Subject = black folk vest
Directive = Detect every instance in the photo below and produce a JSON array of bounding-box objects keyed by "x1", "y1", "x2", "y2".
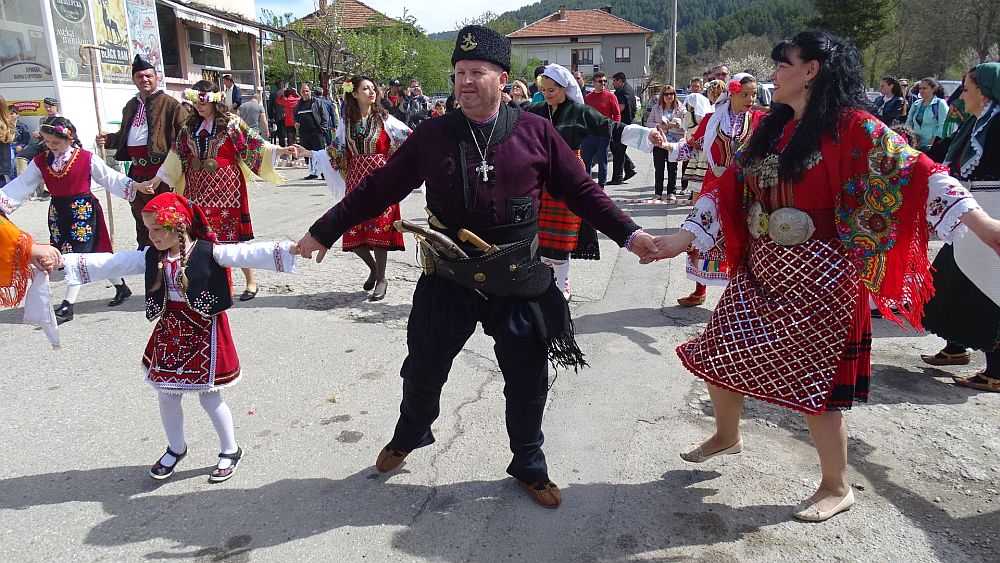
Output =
[{"x1": 144, "y1": 240, "x2": 232, "y2": 320}]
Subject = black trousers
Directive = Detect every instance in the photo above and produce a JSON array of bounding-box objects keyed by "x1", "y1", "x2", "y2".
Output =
[
  {"x1": 610, "y1": 140, "x2": 635, "y2": 181},
  {"x1": 652, "y1": 147, "x2": 677, "y2": 196},
  {"x1": 390, "y1": 275, "x2": 550, "y2": 483}
]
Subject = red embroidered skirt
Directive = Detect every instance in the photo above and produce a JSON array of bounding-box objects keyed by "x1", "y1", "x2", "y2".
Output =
[
  {"x1": 677, "y1": 236, "x2": 870, "y2": 414},
  {"x1": 341, "y1": 153, "x2": 404, "y2": 251},
  {"x1": 538, "y1": 151, "x2": 585, "y2": 259},
  {"x1": 184, "y1": 164, "x2": 253, "y2": 243},
  {"x1": 142, "y1": 301, "x2": 240, "y2": 393}
]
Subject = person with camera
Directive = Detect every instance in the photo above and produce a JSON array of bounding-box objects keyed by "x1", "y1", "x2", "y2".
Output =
[{"x1": 403, "y1": 80, "x2": 430, "y2": 129}]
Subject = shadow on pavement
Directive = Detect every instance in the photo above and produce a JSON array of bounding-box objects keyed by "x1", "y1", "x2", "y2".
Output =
[{"x1": 0, "y1": 466, "x2": 792, "y2": 561}]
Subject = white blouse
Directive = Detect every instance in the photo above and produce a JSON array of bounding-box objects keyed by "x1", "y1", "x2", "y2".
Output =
[{"x1": 0, "y1": 150, "x2": 136, "y2": 215}]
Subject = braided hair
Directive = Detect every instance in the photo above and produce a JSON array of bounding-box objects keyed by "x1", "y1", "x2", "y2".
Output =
[{"x1": 740, "y1": 31, "x2": 872, "y2": 182}]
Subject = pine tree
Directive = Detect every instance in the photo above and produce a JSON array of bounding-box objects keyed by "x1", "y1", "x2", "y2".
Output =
[{"x1": 810, "y1": 0, "x2": 898, "y2": 51}]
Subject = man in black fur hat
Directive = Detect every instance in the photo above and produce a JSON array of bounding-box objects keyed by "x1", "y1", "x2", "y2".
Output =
[
  {"x1": 296, "y1": 25, "x2": 663, "y2": 509},
  {"x1": 97, "y1": 55, "x2": 189, "y2": 251}
]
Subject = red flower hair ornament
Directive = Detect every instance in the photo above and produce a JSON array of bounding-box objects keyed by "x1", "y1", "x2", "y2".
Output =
[
  {"x1": 728, "y1": 80, "x2": 743, "y2": 96},
  {"x1": 142, "y1": 193, "x2": 218, "y2": 242}
]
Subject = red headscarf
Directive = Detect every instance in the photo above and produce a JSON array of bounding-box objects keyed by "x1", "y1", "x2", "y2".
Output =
[{"x1": 141, "y1": 193, "x2": 216, "y2": 242}]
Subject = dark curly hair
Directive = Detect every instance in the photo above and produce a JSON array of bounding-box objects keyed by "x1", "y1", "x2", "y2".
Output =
[
  {"x1": 740, "y1": 31, "x2": 872, "y2": 182},
  {"x1": 184, "y1": 79, "x2": 232, "y2": 134},
  {"x1": 343, "y1": 75, "x2": 388, "y2": 126}
]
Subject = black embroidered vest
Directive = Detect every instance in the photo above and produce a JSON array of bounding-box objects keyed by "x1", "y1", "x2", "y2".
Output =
[{"x1": 144, "y1": 240, "x2": 233, "y2": 320}]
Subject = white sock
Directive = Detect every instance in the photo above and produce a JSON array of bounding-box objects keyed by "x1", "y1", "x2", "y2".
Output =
[
  {"x1": 157, "y1": 392, "x2": 186, "y2": 465},
  {"x1": 200, "y1": 392, "x2": 238, "y2": 469},
  {"x1": 64, "y1": 283, "x2": 81, "y2": 304}
]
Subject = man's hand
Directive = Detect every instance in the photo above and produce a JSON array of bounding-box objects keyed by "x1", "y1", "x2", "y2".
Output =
[
  {"x1": 95, "y1": 134, "x2": 106, "y2": 148},
  {"x1": 639, "y1": 231, "x2": 697, "y2": 264},
  {"x1": 628, "y1": 231, "x2": 659, "y2": 261},
  {"x1": 134, "y1": 181, "x2": 156, "y2": 195},
  {"x1": 30, "y1": 243, "x2": 62, "y2": 273},
  {"x1": 296, "y1": 232, "x2": 328, "y2": 263}
]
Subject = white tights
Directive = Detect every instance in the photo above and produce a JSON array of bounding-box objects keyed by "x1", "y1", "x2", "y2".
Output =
[
  {"x1": 541, "y1": 257, "x2": 571, "y2": 299},
  {"x1": 157, "y1": 391, "x2": 239, "y2": 468},
  {"x1": 64, "y1": 278, "x2": 125, "y2": 304}
]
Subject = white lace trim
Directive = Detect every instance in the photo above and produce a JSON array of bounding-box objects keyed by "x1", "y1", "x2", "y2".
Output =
[
  {"x1": 936, "y1": 199, "x2": 981, "y2": 245},
  {"x1": 957, "y1": 102, "x2": 999, "y2": 178},
  {"x1": 681, "y1": 221, "x2": 716, "y2": 251}
]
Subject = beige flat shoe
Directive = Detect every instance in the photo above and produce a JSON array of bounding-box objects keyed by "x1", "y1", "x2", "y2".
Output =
[
  {"x1": 679, "y1": 438, "x2": 743, "y2": 463},
  {"x1": 792, "y1": 488, "x2": 855, "y2": 522}
]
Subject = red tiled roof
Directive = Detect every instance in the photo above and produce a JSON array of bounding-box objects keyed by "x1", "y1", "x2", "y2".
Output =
[
  {"x1": 298, "y1": 0, "x2": 396, "y2": 31},
  {"x1": 507, "y1": 9, "x2": 653, "y2": 39}
]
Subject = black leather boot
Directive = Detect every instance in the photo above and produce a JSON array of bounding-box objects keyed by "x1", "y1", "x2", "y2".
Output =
[
  {"x1": 109, "y1": 282, "x2": 132, "y2": 306},
  {"x1": 54, "y1": 300, "x2": 74, "y2": 324}
]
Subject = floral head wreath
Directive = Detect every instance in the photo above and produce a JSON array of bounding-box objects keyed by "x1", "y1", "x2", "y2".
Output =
[
  {"x1": 40, "y1": 124, "x2": 73, "y2": 139},
  {"x1": 154, "y1": 206, "x2": 190, "y2": 232},
  {"x1": 183, "y1": 88, "x2": 225, "y2": 103},
  {"x1": 341, "y1": 81, "x2": 354, "y2": 94}
]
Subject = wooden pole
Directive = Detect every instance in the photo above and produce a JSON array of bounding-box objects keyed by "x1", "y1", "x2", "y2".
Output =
[{"x1": 79, "y1": 44, "x2": 115, "y2": 251}]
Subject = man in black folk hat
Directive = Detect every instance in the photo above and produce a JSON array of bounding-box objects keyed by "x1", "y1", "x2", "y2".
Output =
[
  {"x1": 97, "y1": 55, "x2": 189, "y2": 252},
  {"x1": 296, "y1": 25, "x2": 664, "y2": 509}
]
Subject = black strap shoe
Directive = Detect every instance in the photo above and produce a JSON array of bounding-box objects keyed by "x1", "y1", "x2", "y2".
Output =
[
  {"x1": 108, "y1": 283, "x2": 132, "y2": 307},
  {"x1": 54, "y1": 300, "x2": 74, "y2": 323},
  {"x1": 149, "y1": 445, "x2": 188, "y2": 480},
  {"x1": 208, "y1": 447, "x2": 244, "y2": 483}
]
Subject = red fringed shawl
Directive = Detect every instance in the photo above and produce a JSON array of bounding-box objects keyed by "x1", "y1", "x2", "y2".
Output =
[
  {"x1": 0, "y1": 215, "x2": 33, "y2": 308},
  {"x1": 715, "y1": 110, "x2": 938, "y2": 329}
]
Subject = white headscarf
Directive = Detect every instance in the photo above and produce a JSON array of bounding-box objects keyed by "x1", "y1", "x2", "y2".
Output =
[
  {"x1": 703, "y1": 72, "x2": 755, "y2": 175},
  {"x1": 541, "y1": 63, "x2": 584, "y2": 104}
]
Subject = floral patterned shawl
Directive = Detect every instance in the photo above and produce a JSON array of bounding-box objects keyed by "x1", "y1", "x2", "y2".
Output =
[
  {"x1": 322, "y1": 114, "x2": 410, "y2": 200},
  {"x1": 717, "y1": 110, "x2": 939, "y2": 329},
  {"x1": 0, "y1": 214, "x2": 31, "y2": 308}
]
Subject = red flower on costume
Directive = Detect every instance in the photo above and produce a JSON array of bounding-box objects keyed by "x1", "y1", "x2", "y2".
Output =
[{"x1": 155, "y1": 207, "x2": 189, "y2": 232}]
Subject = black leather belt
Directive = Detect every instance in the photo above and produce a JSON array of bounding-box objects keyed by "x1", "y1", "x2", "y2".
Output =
[{"x1": 131, "y1": 156, "x2": 164, "y2": 167}]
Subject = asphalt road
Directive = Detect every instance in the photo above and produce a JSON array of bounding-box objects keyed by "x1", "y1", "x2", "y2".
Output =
[{"x1": 1, "y1": 150, "x2": 997, "y2": 562}]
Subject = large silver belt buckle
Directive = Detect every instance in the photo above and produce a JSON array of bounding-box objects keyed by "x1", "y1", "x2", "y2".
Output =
[
  {"x1": 747, "y1": 202, "x2": 768, "y2": 239},
  {"x1": 767, "y1": 207, "x2": 815, "y2": 246}
]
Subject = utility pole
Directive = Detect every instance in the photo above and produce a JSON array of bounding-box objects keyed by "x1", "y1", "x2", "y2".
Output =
[{"x1": 670, "y1": 0, "x2": 678, "y2": 87}]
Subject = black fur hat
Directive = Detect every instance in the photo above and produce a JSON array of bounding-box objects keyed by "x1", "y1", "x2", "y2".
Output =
[
  {"x1": 131, "y1": 54, "x2": 154, "y2": 76},
  {"x1": 451, "y1": 25, "x2": 510, "y2": 72}
]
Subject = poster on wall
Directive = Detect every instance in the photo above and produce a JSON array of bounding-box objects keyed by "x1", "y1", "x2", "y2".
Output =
[
  {"x1": 125, "y1": 0, "x2": 163, "y2": 77},
  {"x1": 48, "y1": 0, "x2": 94, "y2": 81},
  {"x1": 94, "y1": 0, "x2": 131, "y2": 84},
  {"x1": 0, "y1": 0, "x2": 53, "y2": 82}
]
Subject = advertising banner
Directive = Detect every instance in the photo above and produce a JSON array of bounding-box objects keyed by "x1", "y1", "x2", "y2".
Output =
[
  {"x1": 48, "y1": 0, "x2": 94, "y2": 82},
  {"x1": 95, "y1": 0, "x2": 131, "y2": 84},
  {"x1": 7, "y1": 100, "x2": 47, "y2": 117},
  {"x1": 0, "y1": 0, "x2": 53, "y2": 83},
  {"x1": 125, "y1": 0, "x2": 163, "y2": 77}
]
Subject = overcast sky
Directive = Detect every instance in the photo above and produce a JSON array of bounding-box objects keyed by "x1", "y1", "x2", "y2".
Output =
[{"x1": 256, "y1": 0, "x2": 537, "y2": 34}]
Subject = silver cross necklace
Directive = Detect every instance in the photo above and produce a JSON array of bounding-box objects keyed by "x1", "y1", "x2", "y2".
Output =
[{"x1": 466, "y1": 114, "x2": 498, "y2": 182}]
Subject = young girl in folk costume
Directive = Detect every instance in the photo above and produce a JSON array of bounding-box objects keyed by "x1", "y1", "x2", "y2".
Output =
[
  {"x1": 0, "y1": 117, "x2": 156, "y2": 322},
  {"x1": 670, "y1": 74, "x2": 766, "y2": 307},
  {"x1": 60, "y1": 193, "x2": 299, "y2": 482},
  {"x1": 295, "y1": 75, "x2": 409, "y2": 301},
  {"x1": 148, "y1": 80, "x2": 297, "y2": 301}
]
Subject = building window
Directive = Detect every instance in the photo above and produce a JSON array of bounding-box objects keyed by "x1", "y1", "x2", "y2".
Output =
[
  {"x1": 577, "y1": 49, "x2": 593, "y2": 65},
  {"x1": 188, "y1": 26, "x2": 224, "y2": 68},
  {"x1": 228, "y1": 34, "x2": 255, "y2": 85},
  {"x1": 156, "y1": 4, "x2": 182, "y2": 78},
  {"x1": 615, "y1": 47, "x2": 631, "y2": 63}
]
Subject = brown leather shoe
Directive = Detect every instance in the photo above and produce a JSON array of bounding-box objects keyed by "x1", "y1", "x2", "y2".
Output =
[
  {"x1": 677, "y1": 293, "x2": 707, "y2": 307},
  {"x1": 920, "y1": 349, "x2": 971, "y2": 366},
  {"x1": 517, "y1": 479, "x2": 562, "y2": 509},
  {"x1": 375, "y1": 444, "x2": 409, "y2": 472}
]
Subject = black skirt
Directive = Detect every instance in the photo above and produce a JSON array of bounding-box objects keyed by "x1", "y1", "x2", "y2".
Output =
[{"x1": 923, "y1": 244, "x2": 1000, "y2": 351}]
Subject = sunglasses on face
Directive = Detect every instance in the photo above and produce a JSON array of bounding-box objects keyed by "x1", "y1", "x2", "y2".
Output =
[{"x1": 596, "y1": 79, "x2": 608, "y2": 83}]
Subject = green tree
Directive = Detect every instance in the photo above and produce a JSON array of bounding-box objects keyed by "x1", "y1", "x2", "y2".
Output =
[{"x1": 810, "y1": 0, "x2": 897, "y2": 51}]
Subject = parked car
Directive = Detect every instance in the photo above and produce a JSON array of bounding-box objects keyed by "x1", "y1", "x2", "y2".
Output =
[{"x1": 939, "y1": 80, "x2": 962, "y2": 97}]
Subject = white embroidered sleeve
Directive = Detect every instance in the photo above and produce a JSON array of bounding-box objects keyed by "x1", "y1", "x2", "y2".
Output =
[
  {"x1": 674, "y1": 138, "x2": 700, "y2": 162},
  {"x1": 680, "y1": 194, "x2": 721, "y2": 251},
  {"x1": 62, "y1": 251, "x2": 147, "y2": 286},
  {"x1": 310, "y1": 149, "x2": 346, "y2": 200},
  {"x1": 0, "y1": 161, "x2": 44, "y2": 214},
  {"x1": 22, "y1": 270, "x2": 60, "y2": 349},
  {"x1": 925, "y1": 172, "x2": 980, "y2": 243},
  {"x1": 619, "y1": 124, "x2": 656, "y2": 153},
  {"x1": 212, "y1": 241, "x2": 297, "y2": 273},
  {"x1": 90, "y1": 156, "x2": 136, "y2": 202}
]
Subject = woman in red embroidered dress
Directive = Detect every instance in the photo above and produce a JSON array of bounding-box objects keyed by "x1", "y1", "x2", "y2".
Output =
[
  {"x1": 298, "y1": 76, "x2": 409, "y2": 302},
  {"x1": 149, "y1": 81, "x2": 297, "y2": 301},
  {"x1": 0, "y1": 117, "x2": 156, "y2": 322},
  {"x1": 672, "y1": 74, "x2": 766, "y2": 307},
  {"x1": 648, "y1": 31, "x2": 1000, "y2": 521}
]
